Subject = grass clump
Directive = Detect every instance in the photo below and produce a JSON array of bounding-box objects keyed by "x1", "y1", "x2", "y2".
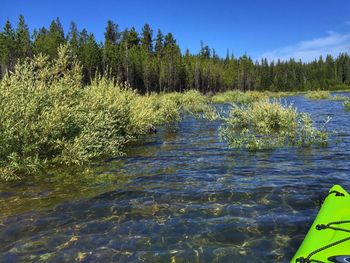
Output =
[
  {"x1": 267, "y1": 91, "x2": 301, "y2": 98},
  {"x1": 305, "y1": 90, "x2": 331, "y2": 100},
  {"x1": 344, "y1": 100, "x2": 350, "y2": 110},
  {"x1": 331, "y1": 94, "x2": 348, "y2": 101},
  {"x1": 219, "y1": 100, "x2": 329, "y2": 150},
  {"x1": 211, "y1": 90, "x2": 268, "y2": 104},
  {"x1": 0, "y1": 46, "x2": 180, "y2": 180}
]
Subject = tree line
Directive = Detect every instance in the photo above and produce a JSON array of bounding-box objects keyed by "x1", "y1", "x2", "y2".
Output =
[{"x1": 1, "y1": 15, "x2": 350, "y2": 93}]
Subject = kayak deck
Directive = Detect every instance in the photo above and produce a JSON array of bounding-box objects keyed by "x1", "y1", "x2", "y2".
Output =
[{"x1": 291, "y1": 185, "x2": 350, "y2": 262}]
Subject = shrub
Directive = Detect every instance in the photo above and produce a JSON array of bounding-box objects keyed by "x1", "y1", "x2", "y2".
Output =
[
  {"x1": 305, "y1": 90, "x2": 331, "y2": 100},
  {"x1": 211, "y1": 90, "x2": 268, "y2": 104},
  {"x1": 0, "y1": 47, "x2": 84, "y2": 179},
  {"x1": 267, "y1": 91, "x2": 300, "y2": 98},
  {"x1": 219, "y1": 100, "x2": 329, "y2": 150},
  {"x1": 131, "y1": 92, "x2": 181, "y2": 128},
  {"x1": 344, "y1": 100, "x2": 350, "y2": 110},
  {"x1": 180, "y1": 90, "x2": 210, "y2": 113},
  {"x1": 331, "y1": 94, "x2": 348, "y2": 101},
  {"x1": 0, "y1": 46, "x2": 181, "y2": 180}
]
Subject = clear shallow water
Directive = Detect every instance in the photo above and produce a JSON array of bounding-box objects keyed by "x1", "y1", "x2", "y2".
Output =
[{"x1": 1, "y1": 94, "x2": 350, "y2": 262}]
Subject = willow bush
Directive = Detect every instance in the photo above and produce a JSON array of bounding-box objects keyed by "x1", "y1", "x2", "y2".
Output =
[
  {"x1": 211, "y1": 90, "x2": 300, "y2": 104},
  {"x1": 0, "y1": 46, "x2": 182, "y2": 180},
  {"x1": 344, "y1": 100, "x2": 350, "y2": 110},
  {"x1": 179, "y1": 90, "x2": 210, "y2": 113},
  {"x1": 331, "y1": 94, "x2": 348, "y2": 101},
  {"x1": 267, "y1": 91, "x2": 301, "y2": 98},
  {"x1": 219, "y1": 100, "x2": 329, "y2": 150},
  {"x1": 305, "y1": 90, "x2": 331, "y2": 100},
  {"x1": 211, "y1": 90, "x2": 268, "y2": 104}
]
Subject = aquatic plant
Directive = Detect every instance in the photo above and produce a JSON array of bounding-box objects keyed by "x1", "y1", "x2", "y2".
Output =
[
  {"x1": 219, "y1": 100, "x2": 329, "y2": 150},
  {"x1": 267, "y1": 91, "x2": 301, "y2": 98},
  {"x1": 344, "y1": 100, "x2": 350, "y2": 110},
  {"x1": 305, "y1": 90, "x2": 331, "y2": 100},
  {"x1": 331, "y1": 94, "x2": 348, "y2": 101},
  {"x1": 211, "y1": 90, "x2": 268, "y2": 104}
]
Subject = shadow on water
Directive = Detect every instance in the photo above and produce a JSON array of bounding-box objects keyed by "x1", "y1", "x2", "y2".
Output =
[{"x1": 1, "y1": 93, "x2": 350, "y2": 262}]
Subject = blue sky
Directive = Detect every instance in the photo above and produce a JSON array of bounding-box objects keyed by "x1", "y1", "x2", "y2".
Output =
[{"x1": 1, "y1": 0, "x2": 350, "y2": 61}]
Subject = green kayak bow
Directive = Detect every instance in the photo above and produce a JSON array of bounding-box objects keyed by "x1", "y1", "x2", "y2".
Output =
[{"x1": 291, "y1": 185, "x2": 350, "y2": 263}]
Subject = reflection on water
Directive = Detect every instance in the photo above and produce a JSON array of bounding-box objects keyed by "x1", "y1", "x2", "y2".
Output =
[{"x1": 1, "y1": 94, "x2": 350, "y2": 262}]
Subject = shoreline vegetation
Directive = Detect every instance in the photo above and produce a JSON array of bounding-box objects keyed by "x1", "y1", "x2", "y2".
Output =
[{"x1": 0, "y1": 45, "x2": 341, "y2": 181}]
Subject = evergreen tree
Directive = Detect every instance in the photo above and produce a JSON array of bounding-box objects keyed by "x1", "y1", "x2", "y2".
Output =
[
  {"x1": 81, "y1": 33, "x2": 101, "y2": 81},
  {"x1": 125, "y1": 27, "x2": 140, "y2": 48},
  {"x1": 141, "y1": 23, "x2": 153, "y2": 52},
  {"x1": 237, "y1": 55, "x2": 255, "y2": 91},
  {"x1": 68, "y1": 21, "x2": 79, "y2": 57},
  {"x1": 0, "y1": 19, "x2": 16, "y2": 75},
  {"x1": 200, "y1": 41, "x2": 210, "y2": 59},
  {"x1": 16, "y1": 14, "x2": 31, "y2": 59},
  {"x1": 155, "y1": 29, "x2": 164, "y2": 56},
  {"x1": 33, "y1": 27, "x2": 49, "y2": 55},
  {"x1": 103, "y1": 20, "x2": 119, "y2": 73},
  {"x1": 164, "y1": 32, "x2": 176, "y2": 47},
  {"x1": 104, "y1": 20, "x2": 119, "y2": 44},
  {"x1": 46, "y1": 18, "x2": 66, "y2": 58}
]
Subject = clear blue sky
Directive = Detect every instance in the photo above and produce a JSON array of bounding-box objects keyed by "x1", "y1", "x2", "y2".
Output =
[{"x1": 1, "y1": 0, "x2": 350, "y2": 61}]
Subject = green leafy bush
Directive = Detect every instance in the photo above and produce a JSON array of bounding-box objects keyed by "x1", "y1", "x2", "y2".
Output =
[
  {"x1": 267, "y1": 91, "x2": 301, "y2": 98},
  {"x1": 344, "y1": 100, "x2": 350, "y2": 110},
  {"x1": 211, "y1": 90, "x2": 268, "y2": 104},
  {"x1": 179, "y1": 90, "x2": 210, "y2": 113},
  {"x1": 331, "y1": 94, "x2": 348, "y2": 101},
  {"x1": 305, "y1": 90, "x2": 331, "y2": 100},
  {"x1": 219, "y1": 100, "x2": 329, "y2": 150},
  {"x1": 0, "y1": 46, "x2": 181, "y2": 180}
]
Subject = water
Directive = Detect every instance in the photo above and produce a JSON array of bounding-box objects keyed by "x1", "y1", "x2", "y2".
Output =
[{"x1": 1, "y1": 94, "x2": 350, "y2": 262}]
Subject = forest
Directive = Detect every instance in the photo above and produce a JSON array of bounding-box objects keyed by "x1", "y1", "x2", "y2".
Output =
[{"x1": 1, "y1": 15, "x2": 350, "y2": 93}]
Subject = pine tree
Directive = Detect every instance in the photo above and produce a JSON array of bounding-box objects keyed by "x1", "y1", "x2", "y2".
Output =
[
  {"x1": 103, "y1": 20, "x2": 119, "y2": 73},
  {"x1": 104, "y1": 20, "x2": 119, "y2": 44},
  {"x1": 155, "y1": 29, "x2": 164, "y2": 56},
  {"x1": 33, "y1": 27, "x2": 49, "y2": 55},
  {"x1": 200, "y1": 41, "x2": 210, "y2": 59},
  {"x1": 81, "y1": 33, "x2": 101, "y2": 81},
  {"x1": 325, "y1": 55, "x2": 335, "y2": 80},
  {"x1": 16, "y1": 14, "x2": 31, "y2": 59},
  {"x1": 164, "y1": 32, "x2": 176, "y2": 47},
  {"x1": 68, "y1": 21, "x2": 79, "y2": 57},
  {"x1": 0, "y1": 19, "x2": 16, "y2": 75},
  {"x1": 46, "y1": 18, "x2": 66, "y2": 58},
  {"x1": 126, "y1": 27, "x2": 140, "y2": 48},
  {"x1": 141, "y1": 23, "x2": 153, "y2": 53},
  {"x1": 237, "y1": 55, "x2": 255, "y2": 91}
]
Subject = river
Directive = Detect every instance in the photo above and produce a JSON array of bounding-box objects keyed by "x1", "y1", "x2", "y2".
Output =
[{"x1": 1, "y1": 94, "x2": 350, "y2": 262}]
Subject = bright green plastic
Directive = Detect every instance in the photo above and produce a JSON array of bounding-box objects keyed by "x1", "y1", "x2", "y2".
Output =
[{"x1": 291, "y1": 185, "x2": 350, "y2": 262}]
